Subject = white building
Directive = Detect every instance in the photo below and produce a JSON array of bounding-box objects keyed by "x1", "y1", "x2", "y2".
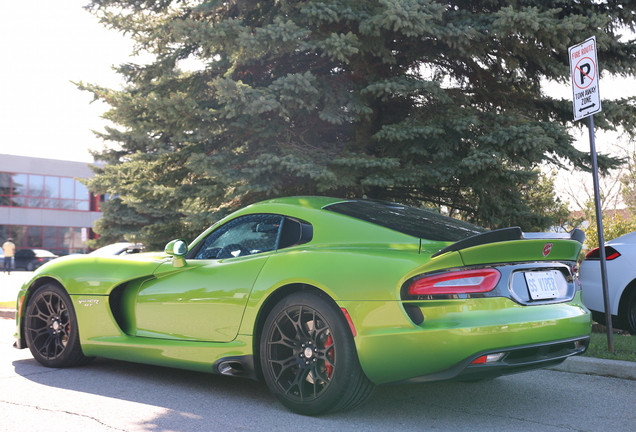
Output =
[{"x1": 0, "y1": 154, "x2": 103, "y2": 255}]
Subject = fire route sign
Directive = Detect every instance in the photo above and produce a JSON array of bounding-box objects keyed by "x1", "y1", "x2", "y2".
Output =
[{"x1": 569, "y1": 36, "x2": 601, "y2": 121}]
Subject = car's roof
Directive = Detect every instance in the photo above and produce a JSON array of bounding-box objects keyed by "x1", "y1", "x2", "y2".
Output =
[
  {"x1": 89, "y1": 242, "x2": 137, "y2": 256},
  {"x1": 608, "y1": 230, "x2": 636, "y2": 244},
  {"x1": 217, "y1": 196, "x2": 484, "y2": 246},
  {"x1": 30, "y1": 249, "x2": 58, "y2": 256},
  {"x1": 248, "y1": 196, "x2": 346, "y2": 210}
]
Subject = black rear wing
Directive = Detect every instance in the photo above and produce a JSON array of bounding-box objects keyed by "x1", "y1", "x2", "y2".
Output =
[{"x1": 431, "y1": 227, "x2": 585, "y2": 258}]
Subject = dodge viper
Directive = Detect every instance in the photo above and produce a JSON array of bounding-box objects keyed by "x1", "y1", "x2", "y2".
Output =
[{"x1": 13, "y1": 197, "x2": 591, "y2": 415}]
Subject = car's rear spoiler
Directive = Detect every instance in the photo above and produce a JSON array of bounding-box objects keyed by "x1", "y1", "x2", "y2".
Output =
[{"x1": 431, "y1": 227, "x2": 585, "y2": 258}]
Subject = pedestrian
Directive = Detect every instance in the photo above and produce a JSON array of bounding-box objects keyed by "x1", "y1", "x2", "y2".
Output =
[{"x1": 2, "y1": 237, "x2": 15, "y2": 275}]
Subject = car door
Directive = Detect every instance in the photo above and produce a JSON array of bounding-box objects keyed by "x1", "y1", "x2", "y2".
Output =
[
  {"x1": 133, "y1": 214, "x2": 284, "y2": 342},
  {"x1": 15, "y1": 250, "x2": 33, "y2": 270}
]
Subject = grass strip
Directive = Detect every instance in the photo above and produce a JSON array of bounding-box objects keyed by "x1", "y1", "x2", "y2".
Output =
[{"x1": 584, "y1": 332, "x2": 636, "y2": 362}]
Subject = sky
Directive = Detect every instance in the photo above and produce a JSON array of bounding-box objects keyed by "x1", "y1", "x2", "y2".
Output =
[
  {"x1": 0, "y1": 1, "x2": 134, "y2": 163},
  {"x1": 0, "y1": 2, "x2": 634, "y2": 173}
]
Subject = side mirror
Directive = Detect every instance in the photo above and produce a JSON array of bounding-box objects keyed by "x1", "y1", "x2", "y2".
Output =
[{"x1": 164, "y1": 239, "x2": 188, "y2": 268}]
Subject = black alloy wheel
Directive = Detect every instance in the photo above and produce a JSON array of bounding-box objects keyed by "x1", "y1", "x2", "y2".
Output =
[
  {"x1": 260, "y1": 291, "x2": 375, "y2": 415},
  {"x1": 24, "y1": 284, "x2": 93, "y2": 368}
]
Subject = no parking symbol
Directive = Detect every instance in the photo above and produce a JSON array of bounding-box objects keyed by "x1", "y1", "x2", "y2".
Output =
[{"x1": 569, "y1": 36, "x2": 601, "y2": 120}]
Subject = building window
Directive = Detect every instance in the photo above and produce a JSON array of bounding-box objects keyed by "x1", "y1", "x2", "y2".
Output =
[
  {"x1": 1, "y1": 225, "x2": 91, "y2": 255},
  {"x1": 0, "y1": 172, "x2": 92, "y2": 211}
]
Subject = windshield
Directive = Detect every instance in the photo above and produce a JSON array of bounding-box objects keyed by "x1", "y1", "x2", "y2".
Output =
[{"x1": 324, "y1": 200, "x2": 487, "y2": 242}]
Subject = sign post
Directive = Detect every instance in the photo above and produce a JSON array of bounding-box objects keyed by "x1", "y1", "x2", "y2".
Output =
[{"x1": 568, "y1": 36, "x2": 613, "y2": 352}]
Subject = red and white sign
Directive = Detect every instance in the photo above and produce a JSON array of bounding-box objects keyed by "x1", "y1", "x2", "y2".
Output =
[{"x1": 569, "y1": 37, "x2": 601, "y2": 121}]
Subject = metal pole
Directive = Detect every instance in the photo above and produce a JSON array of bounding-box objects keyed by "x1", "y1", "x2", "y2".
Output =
[{"x1": 587, "y1": 115, "x2": 614, "y2": 352}]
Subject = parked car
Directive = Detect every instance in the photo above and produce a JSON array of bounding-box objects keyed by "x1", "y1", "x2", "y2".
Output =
[
  {"x1": 14, "y1": 249, "x2": 59, "y2": 271},
  {"x1": 580, "y1": 231, "x2": 636, "y2": 334},
  {"x1": 89, "y1": 242, "x2": 144, "y2": 256},
  {"x1": 13, "y1": 197, "x2": 590, "y2": 415}
]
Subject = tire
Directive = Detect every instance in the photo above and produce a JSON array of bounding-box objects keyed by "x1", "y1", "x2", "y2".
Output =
[
  {"x1": 260, "y1": 291, "x2": 375, "y2": 415},
  {"x1": 625, "y1": 289, "x2": 636, "y2": 335},
  {"x1": 24, "y1": 284, "x2": 94, "y2": 368},
  {"x1": 27, "y1": 262, "x2": 35, "y2": 271}
]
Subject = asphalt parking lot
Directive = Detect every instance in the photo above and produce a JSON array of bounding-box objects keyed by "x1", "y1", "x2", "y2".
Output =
[{"x1": 1, "y1": 316, "x2": 635, "y2": 431}]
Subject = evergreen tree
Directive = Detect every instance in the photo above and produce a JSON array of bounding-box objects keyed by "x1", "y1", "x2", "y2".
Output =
[{"x1": 81, "y1": 0, "x2": 636, "y2": 249}]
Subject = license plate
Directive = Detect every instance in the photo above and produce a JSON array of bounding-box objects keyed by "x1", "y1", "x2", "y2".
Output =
[{"x1": 524, "y1": 271, "x2": 560, "y2": 300}]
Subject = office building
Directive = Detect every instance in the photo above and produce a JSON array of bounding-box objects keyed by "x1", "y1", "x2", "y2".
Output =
[{"x1": 0, "y1": 154, "x2": 102, "y2": 255}]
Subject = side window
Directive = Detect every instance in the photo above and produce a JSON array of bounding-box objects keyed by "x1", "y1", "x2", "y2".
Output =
[{"x1": 193, "y1": 214, "x2": 284, "y2": 259}]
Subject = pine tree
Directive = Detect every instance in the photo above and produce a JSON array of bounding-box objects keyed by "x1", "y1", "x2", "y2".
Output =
[{"x1": 80, "y1": 0, "x2": 636, "y2": 249}]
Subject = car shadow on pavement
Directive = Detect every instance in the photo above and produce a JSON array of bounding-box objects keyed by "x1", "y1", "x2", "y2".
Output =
[
  {"x1": 10, "y1": 354, "x2": 615, "y2": 431},
  {"x1": 12, "y1": 356, "x2": 284, "y2": 429}
]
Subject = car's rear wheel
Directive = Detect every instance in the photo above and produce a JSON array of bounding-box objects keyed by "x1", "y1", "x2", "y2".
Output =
[
  {"x1": 625, "y1": 289, "x2": 636, "y2": 335},
  {"x1": 24, "y1": 283, "x2": 94, "y2": 368},
  {"x1": 260, "y1": 291, "x2": 375, "y2": 415}
]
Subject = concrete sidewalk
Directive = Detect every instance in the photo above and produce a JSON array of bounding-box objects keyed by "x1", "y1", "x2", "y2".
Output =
[
  {"x1": 2, "y1": 272, "x2": 635, "y2": 382},
  {"x1": 0, "y1": 271, "x2": 32, "y2": 303}
]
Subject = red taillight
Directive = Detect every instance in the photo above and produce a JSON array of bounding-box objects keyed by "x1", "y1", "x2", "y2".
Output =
[
  {"x1": 471, "y1": 355, "x2": 488, "y2": 364},
  {"x1": 585, "y1": 246, "x2": 621, "y2": 260},
  {"x1": 408, "y1": 268, "x2": 501, "y2": 296},
  {"x1": 470, "y1": 352, "x2": 506, "y2": 364}
]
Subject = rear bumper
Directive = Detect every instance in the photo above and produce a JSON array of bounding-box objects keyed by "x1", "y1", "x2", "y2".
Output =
[
  {"x1": 341, "y1": 294, "x2": 591, "y2": 385},
  {"x1": 391, "y1": 336, "x2": 589, "y2": 384}
]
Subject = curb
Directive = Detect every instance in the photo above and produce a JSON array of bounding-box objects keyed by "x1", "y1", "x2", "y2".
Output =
[
  {"x1": 2, "y1": 308, "x2": 634, "y2": 381},
  {"x1": 547, "y1": 355, "x2": 636, "y2": 381}
]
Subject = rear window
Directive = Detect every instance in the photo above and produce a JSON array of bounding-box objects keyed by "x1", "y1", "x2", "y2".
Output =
[{"x1": 324, "y1": 200, "x2": 487, "y2": 242}]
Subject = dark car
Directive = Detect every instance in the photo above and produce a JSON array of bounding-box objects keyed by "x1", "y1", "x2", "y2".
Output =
[{"x1": 14, "y1": 249, "x2": 59, "y2": 271}]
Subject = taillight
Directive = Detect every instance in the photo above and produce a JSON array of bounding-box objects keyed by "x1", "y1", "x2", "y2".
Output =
[
  {"x1": 408, "y1": 268, "x2": 501, "y2": 296},
  {"x1": 585, "y1": 246, "x2": 621, "y2": 260},
  {"x1": 470, "y1": 352, "x2": 506, "y2": 364}
]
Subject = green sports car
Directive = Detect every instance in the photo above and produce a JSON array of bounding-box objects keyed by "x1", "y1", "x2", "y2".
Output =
[{"x1": 13, "y1": 197, "x2": 590, "y2": 415}]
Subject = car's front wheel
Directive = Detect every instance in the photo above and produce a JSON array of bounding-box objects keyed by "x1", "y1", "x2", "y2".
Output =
[
  {"x1": 24, "y1": 283, "x2": 94, "y2": 368},
  {"x1": 260, "y1": 291, "x2": 375, "y2": 415}
]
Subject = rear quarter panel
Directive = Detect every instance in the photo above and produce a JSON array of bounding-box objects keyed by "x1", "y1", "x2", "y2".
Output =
[{"x1": 581, "y1": 244, "x2": 636, "y2": 315}]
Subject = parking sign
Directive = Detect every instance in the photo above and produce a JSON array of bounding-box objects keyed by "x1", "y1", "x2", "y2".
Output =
[{"x1": 569, "y1": 37, "x2": 601, "y2": 121}]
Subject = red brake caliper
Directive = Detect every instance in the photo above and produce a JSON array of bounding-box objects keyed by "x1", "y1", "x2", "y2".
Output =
[{"x1": 325, "y1": 334, "x2": 334, "y2": 378}]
